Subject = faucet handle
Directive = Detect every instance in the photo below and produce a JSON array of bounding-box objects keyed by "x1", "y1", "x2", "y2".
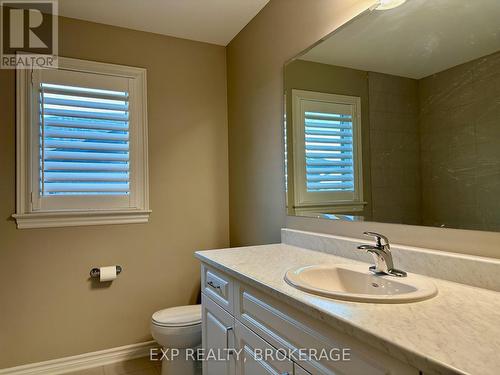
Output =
[{"x1": 363, "y1": 231, "x2": 390, "y2": 248}]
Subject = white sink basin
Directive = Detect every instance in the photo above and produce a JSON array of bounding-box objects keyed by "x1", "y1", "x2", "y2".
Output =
[{"x1": 285, "y1": 264, "x2": 437, "y2": 303}]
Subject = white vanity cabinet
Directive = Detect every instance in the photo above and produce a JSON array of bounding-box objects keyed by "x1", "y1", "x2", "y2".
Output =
[{"x1": 201, "y1": 263, "x2": 420, "y2": 375}]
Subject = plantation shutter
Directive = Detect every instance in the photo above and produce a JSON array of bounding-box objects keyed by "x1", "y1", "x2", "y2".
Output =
[
  {"x1": 292, "y1": 90, "x2": 363, "y2": 210},
  {"x1": 39, "y1": 83, "x2": 130, "y2": 196},
  {"x1": 304, "y1": 110, "x2": 354, "y2": 192},
  {"x1": 16, "y1": 57, "x2": 150, "y2": 228}
]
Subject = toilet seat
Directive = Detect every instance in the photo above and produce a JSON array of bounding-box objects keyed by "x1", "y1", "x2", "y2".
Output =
[
  {"x1": 151, "y1": 304, "x2": 202, "y2": 350},
  {"x1": 152, "y1": 304, "x2": 201, "y2": 327}
]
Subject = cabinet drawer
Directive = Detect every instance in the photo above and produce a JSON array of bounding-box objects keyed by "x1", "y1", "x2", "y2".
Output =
[
  {"x1": 201, "y1": 264, "x2": 234, "y2": 314},
  {"x1": 235, "y1": 282, "x2": 418, "y2": 375}
]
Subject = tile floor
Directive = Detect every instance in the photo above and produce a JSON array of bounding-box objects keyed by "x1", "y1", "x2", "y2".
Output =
[{"x1": 67, "y1": 357, "x2": 162, "y2": 375}]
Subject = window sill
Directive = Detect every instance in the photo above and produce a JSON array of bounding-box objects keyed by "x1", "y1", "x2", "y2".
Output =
[
  {"x1": 12, "y1": 209, "x2": 152, "y2": 229},
  {"x1": 294, "y1": 201, "x2": 367, "y2": 214}
]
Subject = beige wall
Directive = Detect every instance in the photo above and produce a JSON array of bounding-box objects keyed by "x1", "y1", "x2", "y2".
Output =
[
  {"x1": 0, "y1": 17, "x2": 229, "y2": 368},
  {"x1": 227, "y1": 0, "x2": 500, "y2": 259}
]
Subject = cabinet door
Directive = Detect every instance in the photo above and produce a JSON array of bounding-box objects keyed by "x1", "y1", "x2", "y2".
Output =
[
  {"x1": 202, "y1": 293, "x2": 235, "y2": 375},
  {"x1": 235, "y1": 320, "x2": 294, "y2": 375}
]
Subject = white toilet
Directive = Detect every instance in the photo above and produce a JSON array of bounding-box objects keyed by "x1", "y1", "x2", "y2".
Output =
[{"x1": 151, "y1": 304, "x2": 202, "y2": 375}]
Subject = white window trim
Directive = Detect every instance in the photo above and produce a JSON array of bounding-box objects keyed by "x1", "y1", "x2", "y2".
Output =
[
  {"x1": 13, "y1": 57, "x2": 150, "y2": 229},
  {"x1": 292, "y1": 89, "x2": 365, "y2": 212}
]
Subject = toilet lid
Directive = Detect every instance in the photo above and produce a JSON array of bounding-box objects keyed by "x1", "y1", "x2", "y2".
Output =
[{"x1": 152, "y1": 304, "x2": 202, "y2": 327}]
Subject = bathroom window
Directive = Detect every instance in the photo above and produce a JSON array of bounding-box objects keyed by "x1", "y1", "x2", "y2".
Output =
[
  {"x1": 14, "y1": 57, "x2": 150, "y2": 228},
  {"x1": 291, "y1": 90, "x2": 364, "y2": 212}
]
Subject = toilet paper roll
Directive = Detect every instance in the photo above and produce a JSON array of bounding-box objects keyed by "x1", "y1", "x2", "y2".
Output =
[{"x1": 99, "y1": 266, "x2": 117, "y2": 282}]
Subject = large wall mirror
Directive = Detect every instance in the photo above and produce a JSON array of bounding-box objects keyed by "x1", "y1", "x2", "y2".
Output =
[{"x1": 284, "y1": 0, "x2": 500, "y2": 232}]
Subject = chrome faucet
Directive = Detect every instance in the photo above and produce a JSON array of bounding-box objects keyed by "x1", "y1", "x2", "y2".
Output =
[{"x1": 357, "y1": 232, "x2": 407, "y2": 277}]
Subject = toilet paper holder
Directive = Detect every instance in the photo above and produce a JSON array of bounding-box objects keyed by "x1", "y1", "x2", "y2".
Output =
[{"x1": 89, "y1": 266, "x2": 122, "y2": 278}]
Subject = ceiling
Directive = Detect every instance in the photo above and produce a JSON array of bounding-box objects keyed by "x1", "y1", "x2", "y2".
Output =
[
  {"x1": 300, "y1": 0, "x2": 500, "y2": 79},
  {"x1": 59, "y1": 0, "x2": 270, "y2": 46}
]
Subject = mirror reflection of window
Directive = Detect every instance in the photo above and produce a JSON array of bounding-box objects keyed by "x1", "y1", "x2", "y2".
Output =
[{"x1": 291, "y1": 90, "x2": 364, "y2": 215}]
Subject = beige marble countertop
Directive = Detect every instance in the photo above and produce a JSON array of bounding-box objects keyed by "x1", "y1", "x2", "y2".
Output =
[{"x1": 196, "y1": 244, "x2": 500, "y2": 375}]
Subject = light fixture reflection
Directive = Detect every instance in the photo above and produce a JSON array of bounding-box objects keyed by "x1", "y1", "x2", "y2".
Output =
[{"x1": 375, "y1": 0, "x2": 407, "y2": 10}]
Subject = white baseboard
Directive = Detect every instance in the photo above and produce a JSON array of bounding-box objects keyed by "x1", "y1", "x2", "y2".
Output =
[{"x1": 0, "y1": 341, "x2": 157, "y2": 375}]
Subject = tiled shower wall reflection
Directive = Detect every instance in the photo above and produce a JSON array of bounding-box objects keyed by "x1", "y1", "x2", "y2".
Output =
[
  {"x1": 368, "y1": 51, "x2": 500, "y2": 229},
  {"x1": 419, "y1": 51, "x2": 500, "y2": 231},
  {"x1": 368, "y1": 72, "x2": 421, "y2": 225}
]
